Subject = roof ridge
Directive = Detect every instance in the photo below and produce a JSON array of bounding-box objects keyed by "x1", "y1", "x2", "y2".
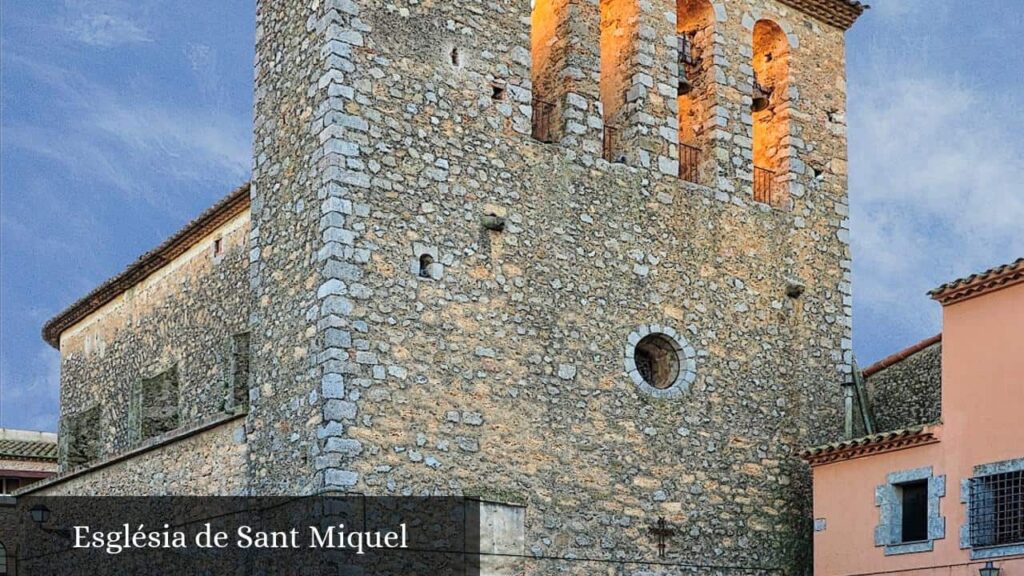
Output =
[
  {"x1": 929, "y1": 257, "x2": 1024, "y2": 306},
  {"x1": 861, "y1": 333, "x2": 942, "y2": 378}
]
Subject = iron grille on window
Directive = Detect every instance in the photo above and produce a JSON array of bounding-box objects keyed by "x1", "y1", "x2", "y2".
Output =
[
  {"x1": 679, "y1": 143, "x2": 700, "y2": 183},
  {"x1": 532, "y1": 99, "x2": 555, "y2": 144},
  {"x1": 753, "y1": 165, "x2": 775, "y2": 204},
  {"x1": 970, "y1": 470, "x2": 1024, "y2": 547},
  {"x1": 603, "y1": 125, "x2": 625, "y2": 163}
]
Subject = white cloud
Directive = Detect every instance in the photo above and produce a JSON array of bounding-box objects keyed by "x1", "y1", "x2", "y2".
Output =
[
  {"x1": 4, "y1": 54, "x2": 250, "y2": 203},
  {"x1": 62, "y1": 1, "x2": 152, "y2": 47},
  {"x1": 850, "y1": 75, "x2": 1024, "y2": 357}
]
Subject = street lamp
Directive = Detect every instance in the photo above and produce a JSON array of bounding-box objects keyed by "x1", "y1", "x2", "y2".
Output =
[
  {"x1": 979, "y1": 561, "x2": 1000, "y2": 576},
  {"x1": 28, "y1": 504, "x2": 70, "y2": 539},
  {"x1": 28, "y1": 504, "x2": 50, "y2": 524}
]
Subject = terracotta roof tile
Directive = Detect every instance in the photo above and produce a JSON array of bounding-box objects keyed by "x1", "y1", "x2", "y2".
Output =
[
  {"x1": 0, "y1": 439, "x2": 58, "y2": 461},
  {"x1": 42, "y1": 183, "x2": 251, "y2": 349},
  {"x1": 862, "y1": 333, "x2": 941, "y2": 378},
  {"x1": 800, "y1": 425, "x2": 939, "y2": 466},
  {"x1": 776, "y1": 0, "x2": 869, "y2": 30},
  {"x1": 929, "y1": 258, "x2": 1024, "y2": 306}
]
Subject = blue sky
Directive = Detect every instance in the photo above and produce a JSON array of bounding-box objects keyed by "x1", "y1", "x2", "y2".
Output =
[{"x1": 1, "y1": 1, "x2": 1021, "y2": 431}]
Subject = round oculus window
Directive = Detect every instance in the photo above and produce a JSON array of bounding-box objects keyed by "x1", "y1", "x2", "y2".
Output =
[{"x1": 625, "y1": 325, "x2": 696, "y2": 398}]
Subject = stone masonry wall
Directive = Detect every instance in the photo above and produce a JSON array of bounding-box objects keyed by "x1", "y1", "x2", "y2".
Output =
[
  {"x1": 26, "y1": 419, "x2": 248, "y2": 496},
  {"x1": 866, "y1": 342, "x2": 942, "y2": 433},
  {"x1": 251, "y1": 0, "x2": 854, "y2": 573},
  {"x1": 56, "y1": 211, "x2": 251, "y2": 473}
]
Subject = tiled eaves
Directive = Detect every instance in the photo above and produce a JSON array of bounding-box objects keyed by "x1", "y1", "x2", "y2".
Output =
[
  {"x1": 776, "y1": 0, "x2": 869, "y2": 30},
  {"x1": 41, "y1": 183, "x2": 252, "y2": 349},
  {"x1": 929, "y1": 258, "x2": 1024, "y2": 306},
  {"x1": 800, "y1": 425, "x2": 940, "y2": 467},
  {"x1": 0, "y1": 439, "x2": 59, "y2": 461}
]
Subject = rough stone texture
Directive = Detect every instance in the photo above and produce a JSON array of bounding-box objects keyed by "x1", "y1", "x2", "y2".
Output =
[
  {"x1": 54, "y1": 210, "x2": 250, "y2": 472},
  {"x1": 32, "y1": 419, "x2": 248, "y2": 496},
  {"x1": 245, "y1": 0, "x2": 854, "y2": 571},
  {"x1": 40, "y1": 0, "x2": 860, "y2": 571},
  {"x1": 138, "y1": 366, "x2": 181, "y2": 440},
  {"x1": 865, "y1": 342, "x2": 942, "y2": 433},
  {"x1": 61, "y1": 405, "x2": 100, "y2": 468},
  {"x1": 0, "y1": 497, "x2": 17, "y2": 575}
]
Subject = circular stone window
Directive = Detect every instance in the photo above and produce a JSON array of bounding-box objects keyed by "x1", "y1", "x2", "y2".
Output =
[{"x1": 625, "y1": 324, "x2": 696, "y2": 398}]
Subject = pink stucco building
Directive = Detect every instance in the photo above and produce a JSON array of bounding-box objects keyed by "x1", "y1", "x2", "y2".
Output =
[{"x1": 803, "y1": 258, "x2": 1024, "y2": 576}]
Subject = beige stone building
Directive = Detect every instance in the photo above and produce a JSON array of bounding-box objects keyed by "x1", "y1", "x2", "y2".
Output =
[{"x1": 23, "y1": 0, "x2": 873, "y2": 572}]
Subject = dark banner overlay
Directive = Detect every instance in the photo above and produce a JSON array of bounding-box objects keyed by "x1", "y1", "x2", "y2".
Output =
[{"x1": 3, "y1": 497, "x2": 482, "y2": 575}]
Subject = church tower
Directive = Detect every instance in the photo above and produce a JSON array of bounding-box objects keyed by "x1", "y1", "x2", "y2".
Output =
[{"x1": 248, "y1": 0, "x2": 865, "y2": 570}]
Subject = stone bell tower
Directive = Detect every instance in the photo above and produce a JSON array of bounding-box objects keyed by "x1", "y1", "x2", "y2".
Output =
[{"x1": 248, "y1": 0, "x2": 864, "y2": 571}]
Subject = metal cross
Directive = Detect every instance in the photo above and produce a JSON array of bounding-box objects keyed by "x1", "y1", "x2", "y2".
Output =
[{"x1": 648, "y1": 516, "x2": 676, "y2": 558}]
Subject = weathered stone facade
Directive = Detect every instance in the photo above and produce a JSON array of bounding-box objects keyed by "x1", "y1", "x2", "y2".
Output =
[
  {"x1": 34, "y1": 0, "x2": 866, "y2": 572},
  {"x1": 49, "y1": 198, "x2": 251, "y2": 476},
  {"x1": 31, "y1": 417, "x2": 248, "y2": 496},
  {"x1": 865, "y1": 340, "x2": 943, "y2": 433},
  {"x1": 245, "y1": 0, "x2": 857, "y2": 571}
]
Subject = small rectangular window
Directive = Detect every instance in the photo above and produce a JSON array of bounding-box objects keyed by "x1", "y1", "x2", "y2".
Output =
[
  {"x1": 971, "y1": 470, "x2": 1024, "y2": 547},
  {"x1": 140, "y1": 366, "x2": 180, "y2": 439},
  {"x1": 899, "y1": 480, "x2": 929, "y2": 543},
  {"x1": 64, "y1": 405, "x2": 102, "y2": 467},
  {"x1": 213, "y1": 237, "x2": 224, "y2": 256}
]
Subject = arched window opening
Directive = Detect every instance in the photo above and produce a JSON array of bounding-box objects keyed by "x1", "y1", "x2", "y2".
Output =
[
  {"x1": 531, "y1": 0, "x2": 565, "y2": 143},
  {"x1": 752, "y1": 19, "x2": 791, "y2": 206},
  {"x1": 600, "y1": 0, "x2": 637, "y2": 163},
  {"x1": 676, "y1": 0, "x2": 715, "y2": 184}
]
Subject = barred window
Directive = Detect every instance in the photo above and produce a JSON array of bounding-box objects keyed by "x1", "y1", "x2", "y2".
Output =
[{"x1": 970, "y1": 470, "x2": 1024, "y2": 548}]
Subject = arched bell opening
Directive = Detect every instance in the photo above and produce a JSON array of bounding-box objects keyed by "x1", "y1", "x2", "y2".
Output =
[
  {"x1": 531, "y1": 0, "x2": 567, "y2": 144},
  {"x1": 676, "y1": 0, "x2": 715, "y2": 185},
  {"x1": 599, "y1": 0, "x2": 637, "y2": 164},
  {"x1": 752, "y1": 19, "x2": 791, "y2": 206}
]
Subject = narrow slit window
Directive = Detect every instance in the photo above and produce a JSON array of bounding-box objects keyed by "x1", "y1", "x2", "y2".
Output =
[{"x1": 231, "y1": 332, "x2": 251, "y2": 409}]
